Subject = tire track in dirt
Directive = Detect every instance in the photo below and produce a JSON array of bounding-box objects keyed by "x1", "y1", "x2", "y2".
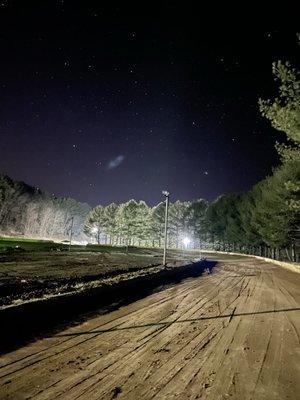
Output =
[
  {"x1": 1, "y1": 256, "x2": 300, "y2": 400},
  {"x1": 1, "y1": 268, "x2": 246, "y2": 400},
  {"x1": 0, "y1": 270, "x2": 230, "y2": 398},
  {"x1": 0, "y1": 274, "x2": 212, "y2": 374},
  {"x1": 131, "y1": 273, "x2": 262, "y2": 400},
  {"x1": 180, "y1": 264, "x2": 266, "y2": 399},
  {"x1": 49, "y1": 272, "x2": 248, "y2": 399},
  {"x1": 31, "y1": 276, "x2": 231, "y2": 399},
  {"x1": 19, "y1": 270, "x2": 234, "y2": 398}
]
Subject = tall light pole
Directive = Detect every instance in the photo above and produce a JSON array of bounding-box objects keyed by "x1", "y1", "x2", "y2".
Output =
[{"x1": 162, "y1": 190, "x2": 170, "y2": 266}]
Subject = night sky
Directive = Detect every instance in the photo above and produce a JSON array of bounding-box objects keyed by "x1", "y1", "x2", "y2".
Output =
[{"x1": 0, "y1": 2, "x2": 298, "y2": 206}]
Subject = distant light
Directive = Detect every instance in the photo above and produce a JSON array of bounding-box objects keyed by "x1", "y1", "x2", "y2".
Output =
[
  {"x1": 183, "y1": 237, "x2": 191, "y2": 247},
  {"x1": 91, "y1": 226, "x2": 98, "y2": 233},
  {"x1": 72, "y1": 240, "x2": 88, "y2": 246}
]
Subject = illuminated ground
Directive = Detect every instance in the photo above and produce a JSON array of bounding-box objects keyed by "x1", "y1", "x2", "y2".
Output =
[
  {"x1": 0, "y1": 253, "x2": 299, "y2": 399},
  {"x1": 0, "y1": 247, "x2": 198, "y2": 308}
]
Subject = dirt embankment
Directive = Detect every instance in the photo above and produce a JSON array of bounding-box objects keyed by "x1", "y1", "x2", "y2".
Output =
[
  {"x1": 0, "y1": 250, "x2": 210, "y2": 353},
  {"x1": 1, "y1": 249, "x2": 201, "y2": 308},
  {"x1": 0, "y1": 254, "x2": 299, "y2": 399}
]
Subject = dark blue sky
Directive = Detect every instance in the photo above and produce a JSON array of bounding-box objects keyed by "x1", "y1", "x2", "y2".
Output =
[{"x1": 0, "y1": 2, "x2": 298, "y2": 205}]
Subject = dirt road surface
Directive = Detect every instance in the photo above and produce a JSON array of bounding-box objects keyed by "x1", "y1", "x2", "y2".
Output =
[{"x1": 1, "y1": 254, "x2": 300, "y2": 400}]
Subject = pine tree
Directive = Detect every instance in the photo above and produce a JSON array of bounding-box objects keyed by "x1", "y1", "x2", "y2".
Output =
[
  {"x1": 149, "y1": 202, "x2": 165, "y2": 247},
  {"x1": 84, "y1": 205, "x2": 106, "y2": 244},
  {"x1": 258, "y1": 40, "x2": 300, "y2": 245},
  {"x1": 185, "y1": 199, "x2": 208, "y2": 246},
  {"x1": 103, "y1": 203, "x2": 119, "y2": 244}
]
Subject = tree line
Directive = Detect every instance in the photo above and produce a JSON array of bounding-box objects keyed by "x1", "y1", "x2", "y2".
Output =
[
  {"x1": 0, "y1": 174, "x2": 90, "y2": 240},
  {"x1": 83, "y1": 169, "x2": 298, "y2": 253},
  {"x1": 84, "y1": 199, "x2": 207, "y2": 248}
]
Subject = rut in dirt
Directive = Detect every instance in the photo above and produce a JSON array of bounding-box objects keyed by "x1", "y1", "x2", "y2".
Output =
[{"x1": 0, "y1": 259, "x2": 216, "y2": 354}]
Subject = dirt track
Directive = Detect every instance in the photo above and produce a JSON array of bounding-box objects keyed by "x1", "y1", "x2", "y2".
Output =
[{"x1": 1, "y1": 254, "x2": 300, "y2": 399}]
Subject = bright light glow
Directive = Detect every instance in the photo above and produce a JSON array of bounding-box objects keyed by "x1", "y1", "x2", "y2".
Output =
[
  {"x1": 73, "y1": 240, "x2": 88, "y2": 245},
  {"x1": 183, "y1": 237, "x2": 191, "y2": 247},
  {"x1": 91, "y1": 226, "x2": 98, "y2": 233}
]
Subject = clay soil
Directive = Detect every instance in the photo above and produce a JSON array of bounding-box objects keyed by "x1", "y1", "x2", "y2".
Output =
[{"x1": 0, "y1": 253, "x2": 299, "y2": 399}]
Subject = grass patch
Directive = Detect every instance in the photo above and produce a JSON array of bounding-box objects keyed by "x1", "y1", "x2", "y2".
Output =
[
  {"x1": 0, "y1": 236, "x2": 50, "y2": 243},
  {"x1": 0, "y1": 239, "x2": 65, "y2": 253},
  {"x1": 0, "y1": 238, "x2": 130, "y2": 254}
]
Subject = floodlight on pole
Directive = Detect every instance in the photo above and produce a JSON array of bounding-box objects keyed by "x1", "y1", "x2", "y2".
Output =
[
  {"x1": 183, "y1": 237, "x2": 191, "y2": 248},
  {"x1": 162, "y1": 190, "x2": 170, "y2": 266},
  {"x1": 91, "y1": 226, "x2": 98, "y2": 234}
]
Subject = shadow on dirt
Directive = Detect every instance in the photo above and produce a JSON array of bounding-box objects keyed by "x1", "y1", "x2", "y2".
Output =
[
  {"x1": 0, "y1": 259, "x2": 216, "y2": 354},
  {"x1": 56, "y1": 306, "x2": 300, "y2": 337}
]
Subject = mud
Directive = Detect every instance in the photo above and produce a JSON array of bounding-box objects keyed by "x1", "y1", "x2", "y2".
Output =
[{"x1": 1, "y1": 253, "x2": 299, "y2": 399}]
